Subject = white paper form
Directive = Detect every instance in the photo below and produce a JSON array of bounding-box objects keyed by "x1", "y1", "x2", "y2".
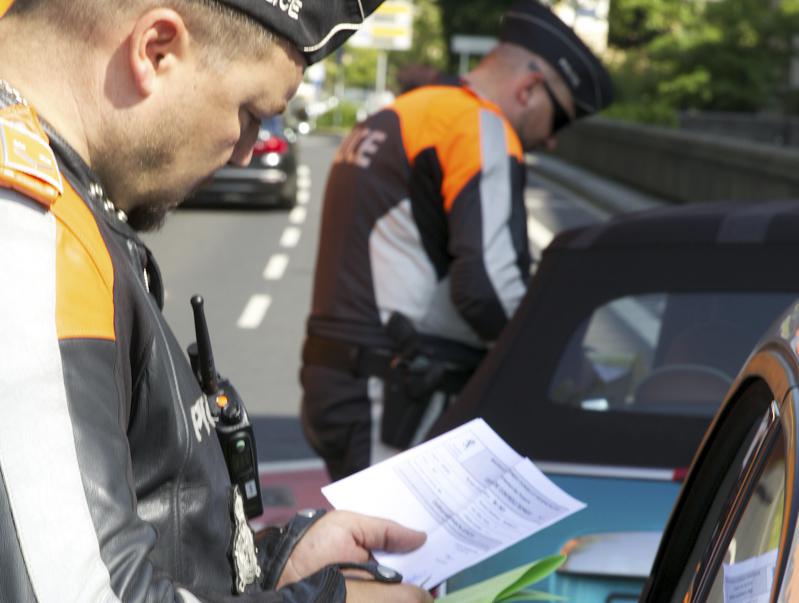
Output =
[
  {"x1": 322, "y1": 419, "x2": 586, "y2": 588},
  {"x1": 723, "y1": 549, "x2": 778, "y2": 603}
]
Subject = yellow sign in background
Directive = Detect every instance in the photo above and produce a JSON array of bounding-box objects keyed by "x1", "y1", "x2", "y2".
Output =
[
  {"x1": 347, "y1": 0, "x2": 413, "y2": 51},
  {"x1": 0, "y1": 0, "x2": 13, "y2": 17}
]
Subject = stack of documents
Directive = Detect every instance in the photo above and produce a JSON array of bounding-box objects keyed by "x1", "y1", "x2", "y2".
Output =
[{"x1": 322, "y1": 418, "x2": 586, "y2": 588}]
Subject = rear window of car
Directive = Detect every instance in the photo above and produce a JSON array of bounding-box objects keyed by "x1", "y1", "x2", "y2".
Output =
[{"x1": 547, "y1": 292, "x2": 795, "y2": 418}]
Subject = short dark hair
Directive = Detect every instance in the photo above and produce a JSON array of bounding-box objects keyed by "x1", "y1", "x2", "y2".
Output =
[{"x1": 8, "y1": 0, "x2": 275, "y2": 61}]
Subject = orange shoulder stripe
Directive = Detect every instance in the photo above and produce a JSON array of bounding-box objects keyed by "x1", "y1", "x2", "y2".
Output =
[
  {"x1": 51, "y1": 182, "x2": 115, "y2": 341},
  {"x1": 394, "y1": 86, "x2": 523, "y2": 213}
]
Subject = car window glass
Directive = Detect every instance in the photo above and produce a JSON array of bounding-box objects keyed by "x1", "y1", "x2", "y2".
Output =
[
  {"x1": 548, "y1": 293, "x2": 795, "y2": 417},
  {"x1": 704, "y1": 423, "x2": 785, "y2": 602}
]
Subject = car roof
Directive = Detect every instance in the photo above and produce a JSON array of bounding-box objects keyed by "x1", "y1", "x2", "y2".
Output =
[
  {"x1": 431, "y1": 199, "x2": 799, "y2": 470},
  {"x1": 534, "y1": 199, "x2": 799, "y2": 298},
  {"x1": 551, "y1": 199, "x2": 799, "y2": 251}
]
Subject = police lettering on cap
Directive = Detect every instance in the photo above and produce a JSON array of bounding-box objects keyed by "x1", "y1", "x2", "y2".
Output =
[
  {"x1": 216, "y1": 0, "x2": 386, "y2": 65},
  {"x1": 500, "y1": 0, "x2": 613, "y2": 118}
]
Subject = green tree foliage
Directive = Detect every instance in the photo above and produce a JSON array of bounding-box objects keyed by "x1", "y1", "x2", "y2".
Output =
[
  {"x1": 608, "y1": 0, "x2": 697, "y2": 49},
  {"x1": 608, "y1": 0, "x2": 799, "y2": 120},
  {"x1": 390, "y1": 0, "x2": 448, "y2": 75}
]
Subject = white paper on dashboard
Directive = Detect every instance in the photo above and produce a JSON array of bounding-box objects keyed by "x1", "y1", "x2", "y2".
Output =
[
  {"x1": 723, "y1": 549, "x2": 778, "y2": 603},
  {"x1": 321, "y1": 418, "x2": 586, "y2": 588}
]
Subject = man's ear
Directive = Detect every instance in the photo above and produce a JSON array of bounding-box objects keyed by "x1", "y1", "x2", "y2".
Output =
[
  {"x1": 515, "y1": 70, "x2": 543, "y2": 107},
  {"x1": 129, "y1": 9, "x2": 191, "y2": 97}
]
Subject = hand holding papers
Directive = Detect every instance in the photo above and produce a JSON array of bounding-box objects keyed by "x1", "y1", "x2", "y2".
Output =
[{"x1": 322, "y1": 419, "x2": 586, "y2": 588}]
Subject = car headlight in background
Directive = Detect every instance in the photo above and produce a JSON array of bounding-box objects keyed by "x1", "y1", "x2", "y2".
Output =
[{"x1": 262, "y1": 153, "x2": 281, "y2": 167}]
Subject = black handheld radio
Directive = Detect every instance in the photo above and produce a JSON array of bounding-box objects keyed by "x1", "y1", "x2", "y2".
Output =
[{"x1": 187, "y1": 295, "x2": 263, "y2": 519}]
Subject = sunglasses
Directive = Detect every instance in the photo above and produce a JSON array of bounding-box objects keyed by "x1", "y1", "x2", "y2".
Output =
[
  {"x1": 541, "y1": 80, "x2": 573, "y2": 134},
  {"x1": 528, "y1": 61, "x2": 573, "y2": 135}
]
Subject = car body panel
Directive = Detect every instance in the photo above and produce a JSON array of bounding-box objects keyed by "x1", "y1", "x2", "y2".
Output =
[
  {"x1": 186, "y1": 117, "x2": 298, "y2": 209},
  {"x1": 434, "y1": 201, "x2": 799, "y2": 600},
  {"x1": 432, "y1": 201, "x2": 799, "y2": 469}
]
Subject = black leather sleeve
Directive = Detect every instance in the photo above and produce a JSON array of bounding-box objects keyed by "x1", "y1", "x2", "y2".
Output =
[
  {"x1": 277, "y1": 566, "x2": 347, "y2": 603},
  {"x1": 259, "y1": 509, "x2": 329, "y2": 589}
]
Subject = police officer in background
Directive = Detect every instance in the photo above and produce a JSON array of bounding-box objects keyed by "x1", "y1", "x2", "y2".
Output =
[
  {"x1": 0, "y1": 1, "x2": 432, "y2": 601},
  {"x1": 301, "y1": 0, "x2": 614, "y2": 480}
]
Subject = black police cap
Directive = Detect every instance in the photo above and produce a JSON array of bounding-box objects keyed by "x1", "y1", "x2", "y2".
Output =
[
  {"x1": 500, "y1": 0, "x2": 613, "y2": 117},
  {"x1": 216, "y1": 0, "x2": 385, "y2": 65}
]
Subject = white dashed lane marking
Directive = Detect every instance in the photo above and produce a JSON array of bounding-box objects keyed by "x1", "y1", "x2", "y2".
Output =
[
  {"x1": 280, "y1": 226, "x2": 302, "y2": 248},
  {"x1": 263, "y1": 254, "x2": 289, "y2": 280},
  {"x1": 297, "y1": 166, "x2": 311, "y2": 188},
  {"x1": 289, "y1": 206, "x2": 307, "y2": 225},
  {"x1": 237, "y1": 294, "x2": 272, "y2": 329},
  {"x1": 236, "y1": 165, "x2": 311, "y2": 329}
]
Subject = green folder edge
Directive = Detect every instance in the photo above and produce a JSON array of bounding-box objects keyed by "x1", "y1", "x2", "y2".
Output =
[{"x1": 436, "y1": 554, "x2": 567, "y2": 603}]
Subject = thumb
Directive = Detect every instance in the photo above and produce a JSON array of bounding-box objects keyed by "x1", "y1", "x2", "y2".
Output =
[{"x1": 357, "y1": 516, "x2": 427, "y2": 553}]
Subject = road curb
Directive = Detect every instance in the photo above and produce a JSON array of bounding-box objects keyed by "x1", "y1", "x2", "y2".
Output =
[{"x1": 526, "y1": 152, "x2": 668, "y2": 216}]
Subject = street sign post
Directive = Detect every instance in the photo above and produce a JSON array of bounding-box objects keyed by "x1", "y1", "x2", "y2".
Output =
[
  {"x1": 451, "y1": 35, "x2": 497, "y2": 75},
  {"x1": 348, "y1": 0, "x2": 413, "y2": 93}
]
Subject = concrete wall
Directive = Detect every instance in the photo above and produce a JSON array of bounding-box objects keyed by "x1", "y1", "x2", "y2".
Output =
[
  {"x1": 553, "y1": 118, "x2": 799, "y2": 203},
  {"x1": 679, "y1": 111, "x2": 799, "y2": 148}
]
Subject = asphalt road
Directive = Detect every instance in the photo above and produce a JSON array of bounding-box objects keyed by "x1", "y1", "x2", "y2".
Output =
[{"x1": 142, "y1": 134, "x2": 614, "y2": 462}]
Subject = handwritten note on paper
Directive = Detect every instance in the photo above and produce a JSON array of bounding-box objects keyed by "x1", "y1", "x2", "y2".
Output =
[{"x1": 321, "y1": 418, "x2": 586, "y2": 588}]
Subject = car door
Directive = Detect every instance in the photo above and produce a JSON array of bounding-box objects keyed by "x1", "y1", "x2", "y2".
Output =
[{"x1": 642, "y1": 342, "x2": 799, "y2": 602}]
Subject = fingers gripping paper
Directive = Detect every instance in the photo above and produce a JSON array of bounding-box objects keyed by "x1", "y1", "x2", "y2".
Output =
[{"x1": 322, "y1": 419, "x2": 586, "y2": 588}]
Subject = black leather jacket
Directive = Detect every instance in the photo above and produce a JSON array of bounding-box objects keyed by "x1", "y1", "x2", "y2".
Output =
[{"x1": 0, "y1": 95, "x2": 345, "y2": 602}]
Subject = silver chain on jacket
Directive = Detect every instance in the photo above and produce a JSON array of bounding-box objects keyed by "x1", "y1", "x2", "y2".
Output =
[
  {"x1": 0, "y1": 79, "x2": 29, "y2": 106},
  {"x1": 0, "y1": 78, "x2": 129, "y2": 224}
]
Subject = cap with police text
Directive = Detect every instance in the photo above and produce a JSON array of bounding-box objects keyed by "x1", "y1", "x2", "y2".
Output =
[
  {"x1": 217, "y1": 0, "x2": 386, "y2": 65},
  {"x1": 500, "y1": 0, "x2": 613, "y2": 118}
]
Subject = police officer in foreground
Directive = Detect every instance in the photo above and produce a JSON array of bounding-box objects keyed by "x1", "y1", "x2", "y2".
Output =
[
  {"x1": 0, "y1": 1, "x2": 432, "y2": 601},
  {"x1": 301, "y1": 0, "x2": 614, "y2": 480}
]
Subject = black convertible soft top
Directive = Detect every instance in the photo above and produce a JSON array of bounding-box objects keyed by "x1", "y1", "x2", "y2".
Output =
[{"x1": 431, "y1": 199, "x2": 799, "y2": 470}]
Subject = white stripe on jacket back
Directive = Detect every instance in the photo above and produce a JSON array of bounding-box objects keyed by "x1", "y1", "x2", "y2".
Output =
[
  {"x1": 0, "y1": 189, "x2": 119, "y2": 603},
  {"x1": 369, "y1": 199, "x2": 483, "y2": 347},
  {"x1": 478, "y1": 110, "x2": 526, "y2": 319},
  {"x1": 370, "y1": 198, "x2": 438, "y2": 326}
]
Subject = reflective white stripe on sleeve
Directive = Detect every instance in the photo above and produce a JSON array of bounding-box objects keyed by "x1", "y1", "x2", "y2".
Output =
[
  {"x1": 478, "y1": 109, "x2": 526, "y2": 318},
  {"x1": 177, "y1": 588, "x2": 205, "y2": 603},
  {"x1": 0, "y1": 189, "x2": 120, "y2": 603}
]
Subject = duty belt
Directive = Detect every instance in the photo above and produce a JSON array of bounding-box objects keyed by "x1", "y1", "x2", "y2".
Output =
[{"x1": 302, "y1": 335, "x2": 481, "y2": 395}]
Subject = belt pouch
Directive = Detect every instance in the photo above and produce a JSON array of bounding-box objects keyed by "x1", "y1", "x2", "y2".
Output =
[{"x1": 380, "y1": 364, "x2": 430, "y2": 449}]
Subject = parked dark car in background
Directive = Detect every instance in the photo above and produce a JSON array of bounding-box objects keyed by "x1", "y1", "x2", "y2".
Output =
[
  {"x1": 642, "y1": 298, "x2": 799, "y2": 602},
  {"x1": 186, "y1": 116, "x2": 298, "y2": 209},
  {"x1": 434, "y1": 200, "x2": 799, "y2": 601}
]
